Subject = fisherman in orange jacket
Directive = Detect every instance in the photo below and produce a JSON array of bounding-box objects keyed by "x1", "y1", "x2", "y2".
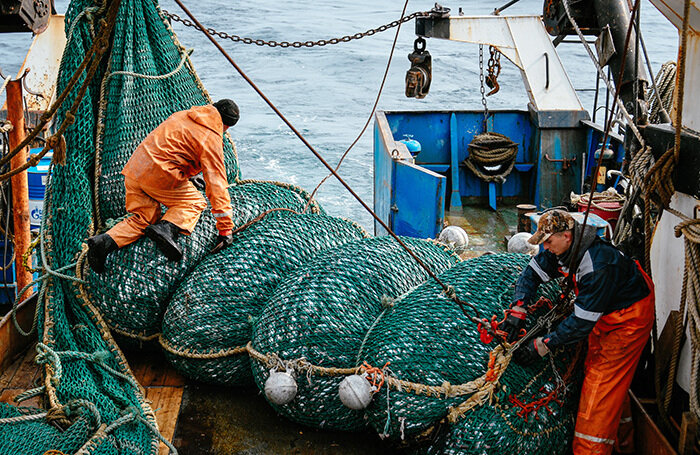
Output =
[
  {"x1": 86, "y1": 99, "x2": 239, "y2": 273},
  {"x1": 504, "y1": 210, "x2": 654, "y2": 455}
]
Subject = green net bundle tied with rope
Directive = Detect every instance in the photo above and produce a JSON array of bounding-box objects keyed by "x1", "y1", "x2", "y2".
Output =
[
  {"x1": 161, "y1": 211, "x2": 368, "y2": 385},
  {"x1": 355, "y1": 254, "x2": 583, "y2": 453},
  {"x1": 249, "y1": 237, "x2": 461, "y2": 431},
  {"x1": 86, "y1": 180, "x2": 325, "y2": 340}
]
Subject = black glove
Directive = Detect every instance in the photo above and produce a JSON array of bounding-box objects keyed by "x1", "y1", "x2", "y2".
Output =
[
  {"x1": 513, "y1": 337, "x2": 549, "y2": 367},
  {"x1": 500, "y1": 303, "x2": 527, "y2": 343},
  {"x1": 211, "y1": 233, "x2": 233, "y2": 253},
  {"x1": 190, "y1": 174, "x2": 206, "y2": 191}
]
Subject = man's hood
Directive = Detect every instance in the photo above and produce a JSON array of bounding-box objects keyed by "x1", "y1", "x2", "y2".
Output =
[{"x1": 187, "y1": 104, "x2": 223, "y2": 135}]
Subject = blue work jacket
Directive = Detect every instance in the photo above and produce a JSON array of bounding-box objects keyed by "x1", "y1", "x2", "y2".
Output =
[{"x1": 513, "y1": 238, "x2": 650, "y2": 349}]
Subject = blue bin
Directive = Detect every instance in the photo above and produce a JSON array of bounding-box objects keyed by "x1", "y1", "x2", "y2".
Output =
[
  {"x1": 27, "y1": 148, "x2": 52, "y2": 230},
  {"x1": 0, "y1": 240, "x2": 16, "y2": 305}
]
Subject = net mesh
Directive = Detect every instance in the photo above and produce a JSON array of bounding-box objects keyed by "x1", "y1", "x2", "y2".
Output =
[
  {"x1": 162, "y1": 211, "x2": 369, "y2": 385},
  {"x1": 249, "y1": 236, "x2": 461, "y2": 431},
  {"x1": 86, "y1": 181, "x2": 324, "y2": 339},
  {"x1": 356, "y1": 254, "x2": 583, "y2": 453}
]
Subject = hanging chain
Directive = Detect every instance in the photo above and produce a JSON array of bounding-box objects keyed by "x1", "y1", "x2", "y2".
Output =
[
  {"x1": 161, "y1": 9, "x2": 429, "y2": 48},
  {"x1": 479, "y1": 45, "x2": 489, "y2": 125},
  {"x1": 485, "y1": 45, "x2": 502, "y2": 96}
]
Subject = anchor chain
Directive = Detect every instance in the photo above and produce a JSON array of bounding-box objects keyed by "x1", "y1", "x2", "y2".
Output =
[
  {"x1": 479, "y1": 45, "x2": 489, "y2": 126},
  {"x1": 161, "y1": 9, "x2": 430, "y2": 48}
]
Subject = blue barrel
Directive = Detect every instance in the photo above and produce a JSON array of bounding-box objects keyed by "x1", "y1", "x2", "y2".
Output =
[
  {"x1": 27, "y1": 148, "x2": 52, "y2": 230},
  {"x1": 0, "y1": 239, "x2": 16, "y2": 305}
]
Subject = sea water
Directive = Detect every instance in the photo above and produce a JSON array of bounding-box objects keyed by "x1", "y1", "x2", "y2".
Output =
[{"x1": 0, "y1": 0, "x2": 678, "y2": 231}]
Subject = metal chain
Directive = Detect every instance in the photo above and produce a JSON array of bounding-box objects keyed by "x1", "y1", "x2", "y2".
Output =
[
  {"x1": 479, "y1": 45, "x2": 489, "y2": 124},
  {"x1": 161, "y1": 9, "x2": 429, "y2": 48}
]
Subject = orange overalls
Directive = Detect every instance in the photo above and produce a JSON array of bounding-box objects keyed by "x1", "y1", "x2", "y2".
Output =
[
  {"x1": 107, "y1": 105, "x2": 234, "y2": 247},
  {"x1": 572, "y1": 262, "x2": 654, "y2": 454}
]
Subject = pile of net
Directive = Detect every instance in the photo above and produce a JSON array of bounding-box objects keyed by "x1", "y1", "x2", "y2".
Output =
[
  {"x1": 249, "y1": 236, "x2": 461, "y2": 430},
  {"x1": 160, "y1": 211, "x2": 369, "y2": 385},
  {"x1": 245, "y1": 253, "x2": 582, "y2": 454},
  {"x1": 0, "y1": 0, "x2": 585, "y2": 453},
  {"x1": 0, "y1": 0, "x2": 241, "y2": 452}
]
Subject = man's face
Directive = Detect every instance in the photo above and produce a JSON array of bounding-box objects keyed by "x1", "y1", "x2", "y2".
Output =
[{"x1": 542, "y1": 231, "x2": 572, "y2": 256}]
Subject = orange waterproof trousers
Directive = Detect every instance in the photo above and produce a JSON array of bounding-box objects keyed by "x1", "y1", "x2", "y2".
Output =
[
  {"x1": 572, "y1": 264, "x2": 654, "y2": 454},
  {"x1": 107, "y1": 177, "x2": 207, "y2": 248}
]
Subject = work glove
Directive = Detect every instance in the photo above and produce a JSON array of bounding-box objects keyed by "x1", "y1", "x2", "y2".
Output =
[
  {"x1": 500, "y1": 302, "x2": 528, "y2": 343},
  {"x1": 211, "y1": 233, "x2": 233, "y2": 254},
  {"x1": 190, "y1": 174, "x2": 206, "y2": 191},
  {"x1": 513, "y1": 337, "x2": 550, "y2": 367}
]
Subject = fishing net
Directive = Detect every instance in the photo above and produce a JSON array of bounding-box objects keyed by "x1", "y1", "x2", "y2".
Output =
[
  {"x1": 96, "y1": 0, "x2": 239, "y2": 221},
  {"x1": 249, "y1": 236, "x2": 461, "y2": 431},
  {"x1": 161, "y1": 212, "x2": 368, "y2": 385},
  {"x1": 354, "y1": 254, "x2": 583, "y2": 453},
  {"x1": 0, "y1": 402, "x2": 97, "y2": 454},
  {"x1": 0, "y1": 0, "x2": 241, "y2": 452},
  {"x1": 85, "y1": 181, "x2": 324, "y2": 340}
]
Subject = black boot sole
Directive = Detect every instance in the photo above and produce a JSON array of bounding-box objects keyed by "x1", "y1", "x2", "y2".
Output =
[{"x1": 144, "y1": 225, "x2": 183, "y2": 261}]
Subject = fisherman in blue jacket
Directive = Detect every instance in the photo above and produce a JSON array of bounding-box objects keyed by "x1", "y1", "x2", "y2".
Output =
[{"x1": 505, "y1": 209, "x2": 654, "y2": 455}]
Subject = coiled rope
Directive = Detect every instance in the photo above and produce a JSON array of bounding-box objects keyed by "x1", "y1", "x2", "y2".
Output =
[{"x1": 463, "y1": 132, "x2": 518, "y2": 184}]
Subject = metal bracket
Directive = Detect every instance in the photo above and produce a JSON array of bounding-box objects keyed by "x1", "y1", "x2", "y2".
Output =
[
  {"x1": 545, "y1": 153, "x2": 576, "y2": 171},
  {"x1": 428, "y1": 3, "x2": 451, "y2": 18}
]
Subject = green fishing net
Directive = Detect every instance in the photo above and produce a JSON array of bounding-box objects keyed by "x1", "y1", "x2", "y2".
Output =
[
  {"x1": 0, "y1": 0, "x2": 242, "y2": 452},
  {"x1": 355, "y1": 254, "x2": 582, "y2": 453},
  {"x1": 0, "y1": 402, "x2": 97, "y2": 454},
  {"x1": 249, "y1": 236, "x2": 461, "y2": 431},
  {"x1": 86, "y1": 181, "x2": 324, "y2": 339},
  {"x1": 97, "y1": 0, "x2": 239, "y2": 221},
  {"x1": 162, "y1": 211, "x2": 368, "y2": 385}
]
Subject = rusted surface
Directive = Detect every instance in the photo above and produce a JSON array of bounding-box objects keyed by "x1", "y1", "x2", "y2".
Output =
[
  {"x1": 630, "y1": 391, "x2": 678, "y2": 455},
  {"x1": 6, "y1": 80, "x2": 32, "y2": 301}
]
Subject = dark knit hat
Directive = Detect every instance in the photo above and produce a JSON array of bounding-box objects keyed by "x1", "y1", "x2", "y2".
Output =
[{"x1": 213, "y1": 99, "x2": 239, "y2": 127}]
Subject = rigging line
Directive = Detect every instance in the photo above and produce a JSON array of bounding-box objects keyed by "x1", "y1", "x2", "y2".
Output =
[
  {"x1": 172, "y1": 0, "x2": 488, "y2": 329},
  {"x1": 563, "y1": 0, "x2": 642, "y2": 294},
  {"x1": 561, "y1": 0, "x2": 644, "y2": 146},
  {"x1": 303, "y1": 0, "x2": 410, "y2": 214}
]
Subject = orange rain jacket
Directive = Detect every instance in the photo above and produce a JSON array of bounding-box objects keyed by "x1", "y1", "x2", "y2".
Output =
[{"x1": 122, "y1": 105, "x2": 234, "y2": 233}]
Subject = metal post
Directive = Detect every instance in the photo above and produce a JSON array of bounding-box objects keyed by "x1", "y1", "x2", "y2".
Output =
[{"x1": 6, "y1": 80, "x2": 32, "y2": 301}]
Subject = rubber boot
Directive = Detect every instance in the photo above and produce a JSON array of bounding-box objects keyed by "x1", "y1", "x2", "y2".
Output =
[
  {"x1": 86, "y1": 233, "x2": 118, "y2": 274},
  {"x1": 144, "y1": 220, "x2": 183, "y2": 261}
]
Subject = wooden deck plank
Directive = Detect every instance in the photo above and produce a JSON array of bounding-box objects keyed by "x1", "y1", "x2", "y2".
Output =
[
  {"x1": 0, "y1": 388, "x2": 41, "y2": 408},
  {"x1": 7, "y1": 347, "x2": 40, "y2": 390},
  {"x1": 145, "y1": 386, "x2": 184, "y2": 455}
]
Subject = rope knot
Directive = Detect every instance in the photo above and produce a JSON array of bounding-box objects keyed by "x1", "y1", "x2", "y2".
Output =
[
  {"x1": 675, "y1": 218, "x2": 700, "y2": 239},
  {"x1": 63, "y1": 112, "x2": 76, "y2": 125},
  {"x1": 442, "y1": 285, "x2": 456, "y2": 300},
  {"x1": 441, "y1": 381, "x2": 456, "y2": 397},
  {"x1": 380, "y1": 295, "x2": 395, "y2": 309},
  {"x1": 47, "y1": 134, "x2": 67, "y2": 165}
]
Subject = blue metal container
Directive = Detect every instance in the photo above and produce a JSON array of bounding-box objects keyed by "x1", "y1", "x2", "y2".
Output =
[
  {"x1": 27, "y1": 148, "x2": 52, "y2": 230},
  {"x1": 0, "y1": 239, "x2": 16, "y2": 305}
]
